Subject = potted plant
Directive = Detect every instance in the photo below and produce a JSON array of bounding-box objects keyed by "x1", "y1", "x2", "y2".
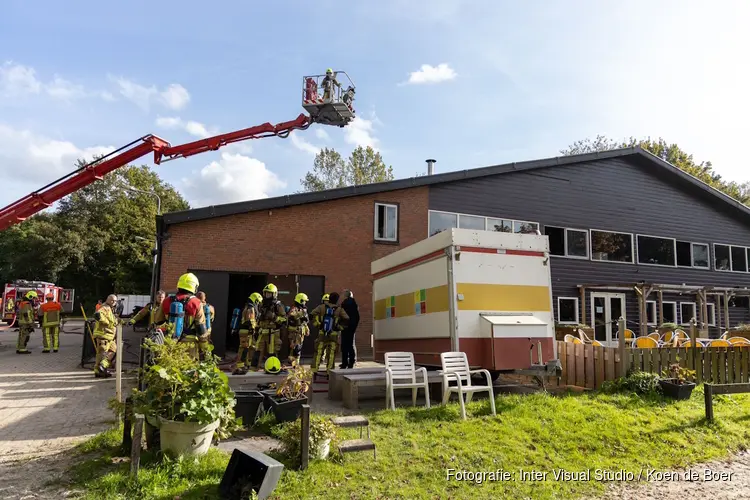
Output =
[
  {"x1": 555, "y1": 322, "x2": 593, "y2": 341},
  {"x1": 658, "y1": 322, "x2": 679, "y2": 335},
  {"x1": 131, "y1": 338, "x2": 240, "y2": 456},
  {"x1": 265, "y1": 361, "x2": 312, "y2": 423},
  {"x1": 729, "y1": 324, "x2": 750, "y2": 340},
  {"x1": 272, "y1": 414, "x2": 338, "y2": 462},
  {"x1": 659, "y1": 362, "x2": 696, "y2": 400}
]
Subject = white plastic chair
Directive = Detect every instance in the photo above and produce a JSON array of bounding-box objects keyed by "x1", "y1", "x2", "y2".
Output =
[
  {"x1": 384, "y1": 352, "x2": 431, "y2": 410},
  {"x1": 439, "y1": 352, "x2": 496, "y2": 420}
]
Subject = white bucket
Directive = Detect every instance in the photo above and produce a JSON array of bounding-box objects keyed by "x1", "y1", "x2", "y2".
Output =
[
  {"x1": 315, "y1": 438, "x2": 331, "y2": 460},
  {"x1": 158, "y1": 417, "x2": 219, "y2": 457}
]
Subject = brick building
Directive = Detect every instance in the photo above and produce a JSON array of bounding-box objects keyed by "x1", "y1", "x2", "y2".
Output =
[{"x1": 157, "y1": 147, "x2": 750, "y2": 360}]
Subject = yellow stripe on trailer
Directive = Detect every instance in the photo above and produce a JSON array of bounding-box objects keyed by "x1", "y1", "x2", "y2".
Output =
[{"x1": 456, "y1": 283, "x2": 552, "y2": 312}]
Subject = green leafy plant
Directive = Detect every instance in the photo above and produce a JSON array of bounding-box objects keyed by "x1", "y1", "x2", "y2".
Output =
[
  {"x1": 276, "y1": 361, "x2": 312, "y2": 401},
  {"x1": 733, "y1": 323, "x2": 750, "y2": 330},
  {"x1": 272, "y1": 414, "x2": 338, "y2": 462},
  {"x1": 659, "y1": 322, "x2": 679, "y2": 330},
  {"x1": 601, "y1": 371, "x2": 662, "y2": 396},
  {"x1": 661, "y1": 362, "x2": 695, "y2": 385},
  {"x1": 130, "y1": 338, "x2": 240, "y2": 440}
]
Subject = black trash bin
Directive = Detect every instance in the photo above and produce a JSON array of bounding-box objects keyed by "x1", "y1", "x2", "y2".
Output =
[{"x1": 235, "y1": 390, "x2": 265, "y2": 427}]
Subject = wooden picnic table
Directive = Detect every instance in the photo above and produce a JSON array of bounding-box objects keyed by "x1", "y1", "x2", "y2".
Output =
[{"x1": 341, "y1": 370, "x2": 446, "y2": 410}]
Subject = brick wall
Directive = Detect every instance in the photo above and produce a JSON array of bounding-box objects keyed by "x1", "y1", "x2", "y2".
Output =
[{"x1": 160, "y1": 186, "x2": 429, "y2": 358}]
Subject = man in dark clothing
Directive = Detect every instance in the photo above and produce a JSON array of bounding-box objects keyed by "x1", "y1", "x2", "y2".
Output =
[{"x1": 339, "y1": 289, "x2": 360, "y2": 369}]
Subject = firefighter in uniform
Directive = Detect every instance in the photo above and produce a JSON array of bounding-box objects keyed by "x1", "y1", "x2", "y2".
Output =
[
  {"x1": 160, "y1": 273, "x2": 206, "y2": 360},
  {"x1": 286, "y1": 293, "x2": 310, "y2": 366},
  {"x1": 233, "y1": 292, "x2": 261, "y2": 375},
  {"x1": 128, "y1": 290, "x2": 167, "y2": 330},
  {"x1": 39, "y1": 293, "x2": 62, "y2": 353},
  {"x1": 321, "y1": 68, "x2": 341, "y2": 101},
  {"x1": 93, "y1": 294, "x2": 119, "y2": 377},
  {"x1": 309, "y1": 292, "x2": 349, "y2": 372},
  {"x1": 196, "y1": 291, "x2": 215, "y2": 356},
  {"x1": 16, "y1": 291, "x2": 38, "y2": 354},
  {"x1": 255, "y1": 284, "x2": 286, "y2": 369}
]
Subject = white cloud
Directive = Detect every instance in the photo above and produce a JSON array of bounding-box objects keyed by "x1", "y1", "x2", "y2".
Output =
[
  {"x1": 0, "y1": 123, "x2": 113, "y2": 198},
  {"x1": 182, "y1": 152, "x2": 286, "y2": 207},
  {"x1": 111, "y1": 77, "x2": 191, "y2": 111},
  {"x1": 45, "y1": 75, "x2": 86, "y2": 100},
  {"x1": 403, "y1": 63, "x2": 457, "y2": 85},
  {"x1": 0, "y1": 62, "x2": 41, "y2": 96},
  {"x1": 290, "y1": 131, "x2": 321, "y2": 156},
  {"x1": 155, "y1": 116, "x2": 215, "y2": 138},
  {"x1": 345, "y1": 117, "x2": 379, "y2": 150},
  {"x1": 314, "y1": 128, "x2": 330, "y2": 141}
]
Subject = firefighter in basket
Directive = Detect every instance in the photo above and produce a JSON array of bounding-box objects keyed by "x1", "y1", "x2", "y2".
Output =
[
  {"x1": 16, "y1": 291, "x2": 38, "y2": 354},
  {"x1": 231, "y1": 292, "x2": 262, "y2": 375},
  {"x1": 286, "y1": 293, "x2": 310, "y2": 366},
  {"x1": 255, "y1": 284, "x2": 286, "y2": 370},
  {"x1": 309, "y1": 292, "x2": 349, "y2": 373},
  {"x1": 160, "y1": 273, "x2": 206, "y2": 360},
  {"x1": 321, "y1": 68, "x2": 341, "y2": 102}
]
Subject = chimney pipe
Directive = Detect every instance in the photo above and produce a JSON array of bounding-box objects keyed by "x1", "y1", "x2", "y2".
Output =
[{"x1": 426, "y1": 158, "x2": 436, "y2": 175}]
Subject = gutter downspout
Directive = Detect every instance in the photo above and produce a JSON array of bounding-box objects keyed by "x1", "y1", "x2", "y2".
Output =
[{"x1": 446, "y1": 245, "x2": 460, "y2": 352}]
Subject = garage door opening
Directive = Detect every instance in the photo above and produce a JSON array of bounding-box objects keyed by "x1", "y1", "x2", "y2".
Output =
[{"x1": 225, "y1": 273, "x2": 268, "y2": 353}]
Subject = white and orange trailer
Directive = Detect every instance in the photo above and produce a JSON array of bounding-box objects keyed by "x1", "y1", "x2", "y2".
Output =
[{"x1": 372, "y1": 228, "x2": 560, "y2": 378}]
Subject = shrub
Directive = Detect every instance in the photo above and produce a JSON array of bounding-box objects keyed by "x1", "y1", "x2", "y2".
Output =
[
  {"x1": 601, "y1": 371, "x2": 662, "y2": 396},
  {"x1": 272, "y1": 415, "x2": 338, "y2": 463}
]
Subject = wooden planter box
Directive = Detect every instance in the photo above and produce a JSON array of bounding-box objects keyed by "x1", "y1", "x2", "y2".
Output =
[
  {"x1": 728, "y1": 328, "x2": 750, "y2": 340},
  {"x1": 555, "y1": 326, "x2": 593, "y2": 341}
]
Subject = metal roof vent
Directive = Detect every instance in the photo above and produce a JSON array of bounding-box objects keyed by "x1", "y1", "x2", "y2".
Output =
[{"x1": 426, "y1": 159, "x2": 436, "y2": 175}]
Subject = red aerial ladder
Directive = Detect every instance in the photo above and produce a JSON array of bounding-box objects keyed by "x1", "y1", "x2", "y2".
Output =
[{"x1": 0, "y1": 72, "x2": 356, "y2": 231}]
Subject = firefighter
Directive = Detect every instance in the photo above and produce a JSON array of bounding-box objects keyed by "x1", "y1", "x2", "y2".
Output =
[
  {"x1": 286, "y1": 293, "x2": 310, "y2": 366},
  {"x1": 93, "y1": 294, "x2": 119, "y2": 377},
  {"x1": 233, "y1": 292, "x2": 261, "y2": 375},
  {"x1": 38, "y1": 293, "x2": 62, "y2": 353},
  {"x1": 321, "y1": 68, "x2": 341, "y2": 101},
  {"x1": 160, "y1": 273, "x2": 206, "y2": 360},
  {"x1": 309, "y1": 292, "x2": 349, "y2": 372},
  {"x1": 16, "y1": 291, "x2": 38, "y2": 354},
  {"x1": 255, "y1": 284, "x2": 286, "y2": 369},
  {"x1": 195, "y1": 291, "x2": 215, "y2": 357},
  {"x1": 128, "y1": 290, "x2": 167, "y2": 330}
]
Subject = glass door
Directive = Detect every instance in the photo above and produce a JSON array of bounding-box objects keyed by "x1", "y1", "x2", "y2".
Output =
[{"x1": 591, "y1": 293, "x2": 627, "y2": 347}]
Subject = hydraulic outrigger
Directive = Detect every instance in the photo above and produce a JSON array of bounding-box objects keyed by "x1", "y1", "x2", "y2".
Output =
[{"x1": 0, "y1": 71, "x2": 356, "y2": 231}]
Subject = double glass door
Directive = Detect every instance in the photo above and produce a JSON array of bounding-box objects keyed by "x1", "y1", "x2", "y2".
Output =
[{"x1": 591, "y1": 293, "x2": 626, "y2": 347}]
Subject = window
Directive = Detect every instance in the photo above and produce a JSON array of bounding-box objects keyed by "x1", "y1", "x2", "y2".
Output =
[
  {"x1": 557, "y1": 297, "x2": 579, "y2": 324},
  {"x1": 680, "y1": 302, "x2": 697, "y2": 325},
  {"x1": 646, "y1": 300, "x2": 657, "y2": 326},
  {"x1": 693, "y1": 243, "x2": 709, "y2": 268},
  {"x1": 514, "y1": 221, "x2": 539, "y2": 234},
  {"x1": 590, "y1": 230, "x2": 634, "y2": 263},
  {"x1": 714, "y1": 244, "x2": 730, "y2": 270},
  {"x1": 487, "y1": 218, "x2": 512, "y2": 233},
  {"x1": 374, "y1": 203, "x2": 398, "y2": 242},
  {"x1": 428, "y1": 211, "x2": 457, "y2": 236},
  {"x1": 545, "y1": 226, "x2": 588, "y2": 258},
  {"x1": 663, "y1": 301, "x2": 677, "y2": 324},
  {"x1": 706, "y1": 303, "x2": 716, "y2": 326},
  {"x1": 676, "y1": 241, "x2": 709, "y2": 269},
  {"x1": 459, "y1": 214, "x2": 485, "y2": 230},
  {"x1": 732, "y1": 246, "x2": 748, "y2": 272},
  {"x1": 637, "y1": 235, "x2": 676, "y2": 266}
]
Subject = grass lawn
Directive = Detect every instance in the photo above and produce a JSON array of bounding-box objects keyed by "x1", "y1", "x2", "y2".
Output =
[{"x1": 63, "y1": 386, "x2": 750, "y2": 500}]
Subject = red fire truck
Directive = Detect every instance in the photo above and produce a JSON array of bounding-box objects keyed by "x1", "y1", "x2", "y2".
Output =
[{"x1": 2, "y1": 280, "x2": 74, "y2": 325}]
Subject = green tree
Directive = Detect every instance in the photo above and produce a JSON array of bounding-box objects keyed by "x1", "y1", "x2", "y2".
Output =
[
  {"x1": 301, "y1": 146, "x2": 394, "y2": 192},
  {"x1": 561, "y1": 135, "x2": 748, "y2": 204}
]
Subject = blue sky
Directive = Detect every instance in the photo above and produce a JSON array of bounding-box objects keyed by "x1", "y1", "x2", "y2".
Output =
[{"x1": 1, "y1": 0, "x2": 748, "y2": 209}]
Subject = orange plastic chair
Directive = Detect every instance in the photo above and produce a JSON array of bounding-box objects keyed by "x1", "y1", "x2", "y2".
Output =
[
  {"x1": 710, "y1": 339, "x2": 730, "y2": 347},
  {"x1": 647, "y1": 332, "x2": 661, "y2": 342},
  {"x1": 728, "y1": 337, "x2": 750, "y2": 346},
  {"x1": 591, "y1": 340, "x2": 604, "y2": 347},
  {"x1": 635, "y1": 337, "x2": 659, "y2": 348},
  {"x1": 564, "y1": 334, "x2": 582, "y2": 344},
  {"x1": 680, "y1": 339, "x2": 704, "y2": 348}
]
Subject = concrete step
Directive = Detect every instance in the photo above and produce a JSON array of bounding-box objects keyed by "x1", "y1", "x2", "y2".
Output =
[
  {"x1": 339, "y1": 438, "x2": 376, "y2": 458},
  {"x1": 332, "y1": 415, "x2": 369, "y2": 428}
]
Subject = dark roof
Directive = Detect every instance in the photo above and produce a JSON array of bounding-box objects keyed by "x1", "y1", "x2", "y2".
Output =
[{"x1": 162, "y1": 146, "x2": 750, "y2": 225}]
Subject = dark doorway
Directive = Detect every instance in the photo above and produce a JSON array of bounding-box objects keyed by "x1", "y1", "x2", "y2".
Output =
[
  {"x1": 298, "y1": 275, "x2": 325, "y2": 356},
  {"x1": 266, "y1": 274, "x2": 298, "y2": 360},
  {"x1": 225, "y1": 273, "x2": 268, "y2": 354},
  {"x1": 189, "y1": 270, "x2": 230, "y2": 358}
]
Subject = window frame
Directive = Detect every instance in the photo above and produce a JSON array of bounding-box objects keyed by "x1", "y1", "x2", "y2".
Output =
[
  {"x1": 427, "y1": 209, "x2": 458, "y2": 237},
  {"x1": 662, "y1": 301, "x2": 677, "y2": 324},
  {"x1": 556, "y1": 296, "x2": 580, "y2": 324},
  {"x1": 706, "y1": 302, "x2": 716, "y2": 326},
  {"x1": 589, "y1": 228, "x2": 635, "y2": 264},
  {"x1": 674, "y1": 241, "x2": 710, "y2": 269},
  {"x1": 458, "y1": 213, "x2": 487, "y2": 231},
  {"x1": 512, "y1": 220, "x2": 540, "y2": 234},
  {"x1": 731, "y1": 245, "x2": 749, "y2": 273},
  {"x1": 713, "y1": 243, "x2": 733, "y2": 272},
  {"x1": 545, "y1": 225, "x2": 589, "y2": 260},
  {"x1": 636, "y1": 233, "x2": 677, "y2": 268},
  {"x1": 646, "y1": 300, "x2": 657, "y2": 326},
  {"x1": 373, "y1": 202, "x2": 399, "y2": 243},
  {"x1": 427, "y1": 210, "x2": 539, "y2": 238},
  {"x1": 679, "y1": 302, "x2": 697, "y2": 326}
]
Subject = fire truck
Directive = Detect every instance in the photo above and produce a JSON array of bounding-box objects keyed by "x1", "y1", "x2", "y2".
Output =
[{"x1": 2, "y1": 280, "x2": 75, "y2": 325}]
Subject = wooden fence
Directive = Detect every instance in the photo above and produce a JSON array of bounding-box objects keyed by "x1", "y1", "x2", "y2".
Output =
[{"x1": 556, "y1": 341, "x2": 750, "y2": 389}]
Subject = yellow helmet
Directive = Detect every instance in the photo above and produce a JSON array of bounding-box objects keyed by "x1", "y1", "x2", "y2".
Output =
[
  {"x1": 176, "y1": 273, "x2": 199, "y2": 293},
  {"x1": 295, "y1": 293, "x2": 309, "y2": 305},
  {"x1": 263, "y1": 283, "x2": 278, "y2": 299},
  {"x1": 264, "y1": 356, "x2": 281, "y2": 374},
  {"x1": 326, "y1": 68, "x2": 333, "y2": 74},
  {"x1": 249, "y1": 292, "x2": 262, "y2": 304},
  {"x1": 321, "y1": 293, "x2": 330, "y2": 302},
  {"x1": 25, "y1": 291, "x2": 38, "y2": 300}
]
